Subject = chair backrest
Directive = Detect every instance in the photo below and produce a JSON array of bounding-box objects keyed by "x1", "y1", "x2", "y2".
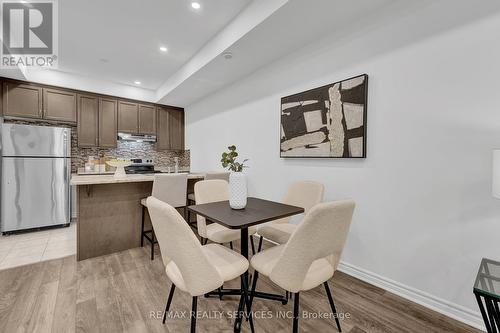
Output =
[
  {"x1": 273, "y1": 180, "x2": 325, "y2": 224},
  {"x1": 194, "y1": 179, "x2": 229, "y2": 238},
  {"x1": 269, "y1": 200, "x2": 355, "y2": 293},
  {"x1": 205, "y1": 172, "x2": 230, "y2": 182},
  {"x1": 146, "y1": 197, "x2": 223, "y2": 296},
  {"x1": 151, "y1": 173, "x2": 188, "y2": 208}
]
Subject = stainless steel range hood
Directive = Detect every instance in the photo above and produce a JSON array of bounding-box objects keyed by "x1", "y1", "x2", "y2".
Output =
[{"x1": 117, "y1": 132, "x2": 157, "y2": 143}]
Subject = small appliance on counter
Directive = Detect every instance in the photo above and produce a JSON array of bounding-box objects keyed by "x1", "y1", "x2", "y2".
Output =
[{"x1": 0, "y1": 122, "x2": 71, "y2": 234}]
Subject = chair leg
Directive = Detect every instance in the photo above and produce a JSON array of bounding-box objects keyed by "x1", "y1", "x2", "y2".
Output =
[
  {"x1": 241, "y1": 274, "x2": 255, "y2": 333},
  {"x1": 257, "y1": 236, "x2": 263, "y2": 252},
  {"x1": 229, "y1": 241, "x2": 233, "y2": 250},
  {"x1": 150, "y1": 231, "x2": 155, "y2": 260},
  {"x1": 141, "y1": 206, "x2": 145, "y2": 247},
  {"x1": 250, "y1": 235, "x2": 256, "y2": 255},
  {"x1": 249, "y1": 271, "x2": 259, "y2": 310},
  {"x1": 162, "y1": 284, "x2": 176, "y2": 324},
  {"x1": 324, "y1": 281, "x2": 342, "y2": 332},
  {"x1": 293, "y1": 292, "x2": 300, "y2": 333},
  {"x1": 191, "y1": 296, "x2": 198, "y2": 333}
]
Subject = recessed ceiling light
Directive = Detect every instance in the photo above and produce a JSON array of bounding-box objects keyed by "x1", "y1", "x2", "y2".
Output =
[
  {"x1": 159, "y1": 46, "x2": 168, "y2": 53},
  {"x1": 191, "y1": 2, "x2": 201, "y2": 9},
  {"x1": 134, "y1": 81, "x2": 141, "y2": 85}
]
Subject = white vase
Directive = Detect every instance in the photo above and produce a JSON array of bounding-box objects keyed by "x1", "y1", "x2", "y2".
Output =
[{"x1": 229, "y1": 172, "x2": 247, "y2": 209}]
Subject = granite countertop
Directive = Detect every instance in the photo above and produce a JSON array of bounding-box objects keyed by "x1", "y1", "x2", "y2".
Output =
[{"x1": 70, "y1": 172, "x2": 205, "y2": 185}]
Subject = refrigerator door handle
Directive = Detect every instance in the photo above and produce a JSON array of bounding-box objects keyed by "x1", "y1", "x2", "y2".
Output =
[{"x1": 65, "y1": 158, "x2": 71, "y2": 222}]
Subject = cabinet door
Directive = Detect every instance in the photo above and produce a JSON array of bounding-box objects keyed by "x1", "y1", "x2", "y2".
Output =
[
  {"x1": 138, "y1": 104, "x2": 156, "y2": 134},
  {"x1": 117, "y1": 101, "x2": 138, "y2": 133},
  {"x1": 156, "y1": 107, "x2": 170, "y2": 150},
  {"x1": 77, "y1": 94, "x2": 99, "y2": 147},
  {"x1": 3, "y1": 82, "x2": 42, "y2": 119},
  {"x1": 43, "y1": 88, "x2": 77, "y2": 123},
  {"x1": 99, "y1": 98, "x2": 117, "y2": 148},
  {"x1": 169, "y1": 108, "x2": 184, "y2": 150}
]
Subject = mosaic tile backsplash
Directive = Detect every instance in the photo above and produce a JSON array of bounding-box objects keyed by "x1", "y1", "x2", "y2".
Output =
[{"x1": 5, "y1": 119, "x2": 190, "y2": 173}]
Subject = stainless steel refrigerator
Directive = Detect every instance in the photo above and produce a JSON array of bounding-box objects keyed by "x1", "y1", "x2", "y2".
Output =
[{"x1": 0, "y1": 122, "x2": 71, "y2": 234}]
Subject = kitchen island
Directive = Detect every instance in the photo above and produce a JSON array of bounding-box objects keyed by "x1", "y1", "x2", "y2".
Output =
[{"x1": 71, "y1": 173, "x2": 204, "y2": 261}]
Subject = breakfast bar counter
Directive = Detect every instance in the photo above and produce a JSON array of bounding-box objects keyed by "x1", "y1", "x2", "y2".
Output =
[{"x1": 71, "y1": 173, "x2": 204, "y2": 261}]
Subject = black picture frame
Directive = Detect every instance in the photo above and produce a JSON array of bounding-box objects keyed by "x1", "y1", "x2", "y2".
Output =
[{"x1": 280, "y1": 73, "x2": 368, "y2": 158}]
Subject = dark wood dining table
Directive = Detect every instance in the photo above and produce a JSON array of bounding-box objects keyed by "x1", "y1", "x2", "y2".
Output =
[{"x1": 188, "y1": 197, "x2": 304, "y2": 332}]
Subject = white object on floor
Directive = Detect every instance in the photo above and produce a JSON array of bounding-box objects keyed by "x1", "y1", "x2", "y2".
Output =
[{"x1": 0, "y1": 223, "x2": 76, "y2": 270}]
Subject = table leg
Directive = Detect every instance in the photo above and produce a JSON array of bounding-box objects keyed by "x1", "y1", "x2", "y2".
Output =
[
  {"x1": 234, "y1": 228, "x2": 249, "y2": 333},
  {"x1": 475, "y1": 293, "x2": 492, "y2": 333}
]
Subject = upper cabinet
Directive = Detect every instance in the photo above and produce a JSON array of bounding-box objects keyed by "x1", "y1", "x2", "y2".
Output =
[
  {"x1": 118, "y1": 101, "x2": 156, "y2": 135},
  {"x1": 138, "y1": 104, "x2": 156, "y2": 135},
  {"x1": 3, "y1": 82, "x2": 43, "y2": 119},
  {"x1": 156, "y1": 107, "x2": 170, "y2": 150},
  {"x1": 117, "y1": 100, "x2": 139, "y2": 133},
  {"x1": 0, "y1": 78, "x2": 184, "y2": 149},
  {"x1": 43, "y1": 88, "x2": 77, "y2": 123},
  {"x1": 3, "y1": 82, "x2": 76, "y2": 123},
  {"x1": 169, "y1": 108, "x2": 184, "y2": 150},
  {"x1": 77, "y1": 94, "x2": 99, "y2": 148},
  {"x1": 99, "y1": 98, "x2": 118, "y2": 148},
  {"x1": 156, "y1": 107, "x2": 184, "y2": 151},
  {"x1": 78, "y1": 95, "x2": 117, "y2": 148}
]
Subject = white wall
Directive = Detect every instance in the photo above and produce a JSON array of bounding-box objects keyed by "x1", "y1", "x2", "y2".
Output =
[{"x1": 186, "y1": 8, "x2": 500, "y2": 328}]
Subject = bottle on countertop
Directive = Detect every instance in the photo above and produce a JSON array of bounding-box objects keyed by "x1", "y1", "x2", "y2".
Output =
[{"x1": 174, "y1": 157, "x2": 179, "y2": 173}]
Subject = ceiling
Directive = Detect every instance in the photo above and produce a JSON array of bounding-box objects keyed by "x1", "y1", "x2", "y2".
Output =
[
  {"x1": 58, "y1": 0, "x2": 251, "y2": 90},
  {"x1": 2, "y1": 0, "x2": 500, "y2": 106}
]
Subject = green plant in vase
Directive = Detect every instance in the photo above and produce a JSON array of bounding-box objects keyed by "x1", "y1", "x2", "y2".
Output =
[
  {"x1": 221, "y1": 145, "x2": 249, "y2": 172},
  {"x1": 221, "y1": 145, "x2": 249, "y2": 209}
]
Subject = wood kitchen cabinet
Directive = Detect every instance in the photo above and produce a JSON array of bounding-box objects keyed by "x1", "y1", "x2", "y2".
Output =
[
  {"x1": 156, "y1": 107, "x2": 184, "y2": 151},
  {"x1": 99, "y1": 98, "x2": 118, "y2": 148},
  {"x1": 77, "y1": 94, "x2": 99, "y2": 147},
  {"x1": 3, "y1": 82, "x2": 43, "y2": 119},
  {"x1": 169, "y1": 108, "x2": 184, "y2": 150},
  {"x1": 156, "y1": 107, "x2": 170, "y2": 150},
  {"x1": 138, "y1": 104, "x2": 156, "y2": 134},
  {"x1": 43, "y1": 88, "x2": 77, "y2": 123},
  {"x1": 118, "y1": 100, "x2": 138, "y2": 133}
]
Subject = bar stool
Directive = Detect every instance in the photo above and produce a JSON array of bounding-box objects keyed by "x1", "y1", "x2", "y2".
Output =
[
  {"x1": 141, "y1": 173, "x2": 188, "y2": 260},
  {"x1": 257, "y1": 181, "x2": 324, "y2": 251},
  {"x1": 250, "y1": 200, "x2": 355, "y2": 332},
  {"x1": 187, "y1": 172, "x2": 230, "y2": 224},
  {"x1": 146, "y1": 196, "x2": 254, "y2": 333}
]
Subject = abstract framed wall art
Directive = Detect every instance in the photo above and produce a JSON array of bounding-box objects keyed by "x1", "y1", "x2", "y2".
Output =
[{"x1": 280, "y1": 74, "x2": 368, "y2": 158}]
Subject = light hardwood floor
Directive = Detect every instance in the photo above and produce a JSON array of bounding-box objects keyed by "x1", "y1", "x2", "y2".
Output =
[{"x1": 0, "y1": 244, "x2": 482, "y2": 333}]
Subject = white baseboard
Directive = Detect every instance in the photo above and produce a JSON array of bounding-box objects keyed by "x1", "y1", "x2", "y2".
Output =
[
  {"x1": 337, "y1": 261, "x2": 486, "y2": 332},
  {"x1": 256, "y1": 235, "x2": 485, "y2": 331}
]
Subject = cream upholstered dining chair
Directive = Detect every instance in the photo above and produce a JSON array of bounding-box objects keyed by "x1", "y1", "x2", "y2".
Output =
[
  {"x1": 256, "y1": 181, "x2": 324, "y2": 251},
  {"x1": 187, "y1": 172, "x2": 230, "y2": 223},
  {"x1": 249, "y1": 200, "x2": 355, "y2": 333},
  {"x1": 141, "y1": 173, "x2": 188, "y2": 260},
  {"x1": 146, "y1": 197, "x2": 254, "y2": 333},
  {"x1": 194, "y1": 179, "x2": 257, "y2": 252}
]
